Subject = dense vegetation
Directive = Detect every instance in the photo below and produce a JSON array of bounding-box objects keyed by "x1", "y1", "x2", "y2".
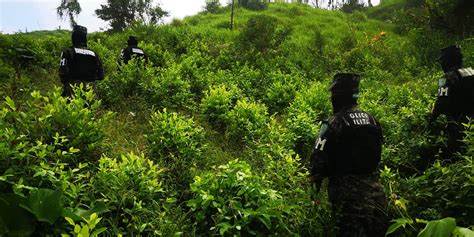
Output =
[{"x1": 1, "y1": 1, "x2": 473, "y2": 236}]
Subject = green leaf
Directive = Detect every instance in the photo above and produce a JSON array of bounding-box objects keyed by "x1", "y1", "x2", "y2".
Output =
[
  {"x1": 0, "y1": 193, "x2": 35, "y2": 236},
  {"x1": 67, "y1": 202, "x2": 109, "y2": 222},
  {"x1": 65, "y1": 217, "x2": 75, "y2": 226},
  {"x1": 453, "y1": 227, "x2": 474, "y2": 237},
  {"x1": 91, "y1": 227, "x2": 107, "y2": 237},
  {"x1": 20, "y1": 189, "x2": 63, "y2": 225},
  {"x1": 217, "y1": 222, "x2": 232, "y2": 235},
  {"x1": 62, "y1": 208, "x2": 82, "y2": 222},
  {"x1": 418, "y1": 217, "x2": 456, "y2": 237},
  {"x1": 80, "y1": 225, "x2": 90, "y2": 236},
  {"x1": 5, "y1": 96, "x2": 16, "y2": 110},
  {"x1": 386, "y1": 218, "x2": 413, "y2": 236}
]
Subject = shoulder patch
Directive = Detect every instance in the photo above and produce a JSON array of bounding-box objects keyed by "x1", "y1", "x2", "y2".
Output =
[
  {"x1": 132, "y1": 48, "x2": 144, "y2": 55},
  {"x1": 74, "y1": 48, "x2": 96, "y2": 57},
  {"x1": 438, "y1": 77, "x2": 447, "y2": 87},
  {"x1": 458, "y1": 67, "x2": 474, "y2": 78},
  {"x1": 319, "y1": 122, "x2": 329, "y2": 138}
]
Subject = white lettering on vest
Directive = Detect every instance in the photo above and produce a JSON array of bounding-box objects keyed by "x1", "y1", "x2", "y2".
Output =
[
  {"x1": 458, "y1": 67, "x2": 474, "y2": 78},
  {"x1": 438, "y1": 87, "x2": 449, "y2": 97},
  {"x1": 315, "y1": 138, "x2": 327, "y2": 151},
  {"x1": 132, "y1": 48, "x2": 144, "y2": 54},
  {"x1": 74, "y1": 48, "x2": 96, "y2": 57}
]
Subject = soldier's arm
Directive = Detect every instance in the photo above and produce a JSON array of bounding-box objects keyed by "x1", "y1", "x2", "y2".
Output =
[
  {"x1": 58, "y1": 49, "x2": 71, "y2": 83},
  {"x1": 431, "y1": 92, "x2": 449, "y2": 123},
  {"x1": 430, "y1": 77, "x2": 451, "y2": 123},
  {"x1": 144, "y1": 53, "x2": 149, "y2": 65},
  {"x1": 96, "y1": 54, "x2": 105, "y2": 81},
  {"x1": 310, "y1": 122, "x2": 332, "y2": 191},
  {"x1": 118, "y1": 49, "x2": 125, "y2": 66}
]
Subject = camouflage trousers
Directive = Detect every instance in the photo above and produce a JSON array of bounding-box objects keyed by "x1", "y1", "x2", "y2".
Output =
[{"x1": 328, "y1": 174, "x2": 389, "y2": 237}]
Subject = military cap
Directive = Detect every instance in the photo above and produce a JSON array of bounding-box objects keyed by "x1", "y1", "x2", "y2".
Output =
[
  {"x1": 73, "y1": 25, "x2": 87, "y2": 35},
  {"x1": 127, "y1": 36, "x2": 138, "y2": 46},
  {"x1": 71, "y1": 25, "x2": 88, "y2": 46},
  {"x1": 330, "y1": 73, "x2": 360, "y2": 95}
]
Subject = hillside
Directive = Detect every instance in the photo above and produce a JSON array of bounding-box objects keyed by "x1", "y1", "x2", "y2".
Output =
[{"x1": 0, "y1": 3, "x2": 473, "y2": 236}]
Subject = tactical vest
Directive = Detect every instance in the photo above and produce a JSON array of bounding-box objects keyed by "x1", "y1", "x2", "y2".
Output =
[
  {"x1": 69, "y1": 47, "x2": 100, "y2": 82},
  {"x1": 122, "y1": 47, "x2": 146, "y2": 64},
  {"x1": 436, "y1": 67, "x2": 474, "y2": 120},
  {"x1": 329, "y1": 110, "x2": 383, "y2": 175}
]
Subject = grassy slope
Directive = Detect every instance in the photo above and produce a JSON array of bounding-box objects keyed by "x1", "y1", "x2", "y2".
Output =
[{"x1": 4, "y1": 2, "x2": 474, "y2": 234}]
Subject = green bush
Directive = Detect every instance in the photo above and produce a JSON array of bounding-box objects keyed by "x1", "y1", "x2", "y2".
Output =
[
  {"x1": 285, "y1": 82, "x2": 331, "y2": 157},
  {"x1": 239, "y1": 0, "x2": 267, "y2": 11},
  {"x1": 0, "y1": 86, "x2": 112, "y2": 166},
  {"x1": 141, "y1": 64, "x2": 193, "y2": 110},
  {"x1": 188, "y1": 159, "x2": 293, "y2": 236},
  {"x1": 0, "y1": 60, "x2": 16, "y2": 98},
  {"x1": 237, "y1": 15, "x2": 291, "y2": 56},
  {"x1": 97, "y1": 59, "x2": 155, "y2": 106},
  {"x1": 90, "y1": 152, "x2": 173, "y2": 235},
  {"x1": 225, "y1": 99, "x2": 269, "y2": 144},
  {"x1": 263, "y1": 73, "x2": 299, "y2": 114},
  {"x1": 0, "y1": 86, "x2": 111, "y2": 235},
  {"x1": 146, "y1": 109, "x2": 205, "y2": 190},
  {"x1": 201, "y1": 84, "x2": 241, "y2": 130}
]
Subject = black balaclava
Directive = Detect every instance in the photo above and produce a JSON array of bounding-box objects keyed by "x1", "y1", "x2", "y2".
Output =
[
  {"x1": 330, "y1": 73, "x2": 360, "y2": 114},
  {"x1": 72, "y1": 25, "x2": 88, "y2": 47},
  {"x1": 438, "y1": 45, "x2": 462, "y2": 73},
  {"x1": 127, "y1": 36, "x2": 138, "y2": 47}
]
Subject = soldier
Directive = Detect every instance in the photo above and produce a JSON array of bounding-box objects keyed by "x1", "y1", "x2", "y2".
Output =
[
  {"x1": 310, "y1": 73, "x2": 388, "y2": 237},
  {"x1": 59, "y1": 25, "x2": 104, "y2": 97},
  {"x1": 119, "y1": 36, "x2": 148, "y2": 65},
  {"x1": 430, "y1": 45, "x2": 474, "y2": 155}
]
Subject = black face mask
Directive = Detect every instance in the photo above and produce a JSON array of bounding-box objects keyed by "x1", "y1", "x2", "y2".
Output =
[
  {"x1": 439, "y1": 56, "x2": 462, "y2": 73},
  {"x1": 331, "y1": 94, "x2": 357, "y2": 114},
  {"x1": 72, "y1": 32, "x2": 87, "y2": 47},
  {"x1": 438, "y1": 47, "x2": 462, "y2": 73},
  {"x1": 127, "y1": 37, "x2": 138, "y2": 47}
]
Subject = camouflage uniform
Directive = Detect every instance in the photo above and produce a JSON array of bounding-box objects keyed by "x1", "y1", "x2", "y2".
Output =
[
  {"x1": 311, "y1": 73, "x2": 389, "y2": 237},
  {"x1": 431, "y1": 45, "x2": 474, "y2": 154},
  {"x1": 59, "y1": 25, "x2": 104, "y2": 97}
]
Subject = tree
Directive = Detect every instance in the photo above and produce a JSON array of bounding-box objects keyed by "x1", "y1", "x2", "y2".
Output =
[
  {"x1": 57, "y1": 0, "x2": 81, "y2": 28},
  {"x1": 205, "y1": 0, "x2": 221, "y2": 13},
  {"x1": 95, "y1": 0, "x2": 168, "y2": 32}
]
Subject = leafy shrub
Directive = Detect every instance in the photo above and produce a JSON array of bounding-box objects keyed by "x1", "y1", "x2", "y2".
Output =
[
  {"x1": 147, "y1": 109, "x2": 205, "y2": 190},
  {"x1": 263, "y1": 73, "x2": 299, "y2": 114},
  {"x1": 200, "y1": 84, "x2": 241, "y2": 130},
  {"x1": 140, "y1": 64, "x2": 193, "y2": 110},
  {"x1": 204, "y1": 1, "x2": 221, "y2": 13},
  {"x1": 188, "y1": 159, "x2": 292, "y2": 236},
  {"x1": 0, "y1": 86, "x2": 112, "y2": 235},
  {"x1": 226, "y1": 65, "x2": 263, "y2": 99},
  {"x1": 225, "y1": 99, "x2": 269, "y2": 144},
  {"x1": 63, "y1": 213, "x2": 107, "y2": 237},
  {"x1": 97, "y1": 59, "x2": 155, "y2": 105},
  {"x1": 240, "y1": 0, "x2": 267, "y2": 11},
  {"x1": 90, "y1": 152, "x2": 172, "y2": 235},
  {"x1": 1, "y1": 86, "x2": 112, "y2": 166},
  {"x1": 285, "y1": 82, "x2": 331, "y2": 158},
  {"x1": 237, "y1": 15, "x2": 291, "y2": 56},
  {"x1": 179, "y1": 49, "x2": 214, "y2": 99},
  {"x1": 0, "y1": 189, "x2": 66, "y2": 236},
  {"x1": 396, "y1": 158, "x2": 474, "y2": 226}
]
